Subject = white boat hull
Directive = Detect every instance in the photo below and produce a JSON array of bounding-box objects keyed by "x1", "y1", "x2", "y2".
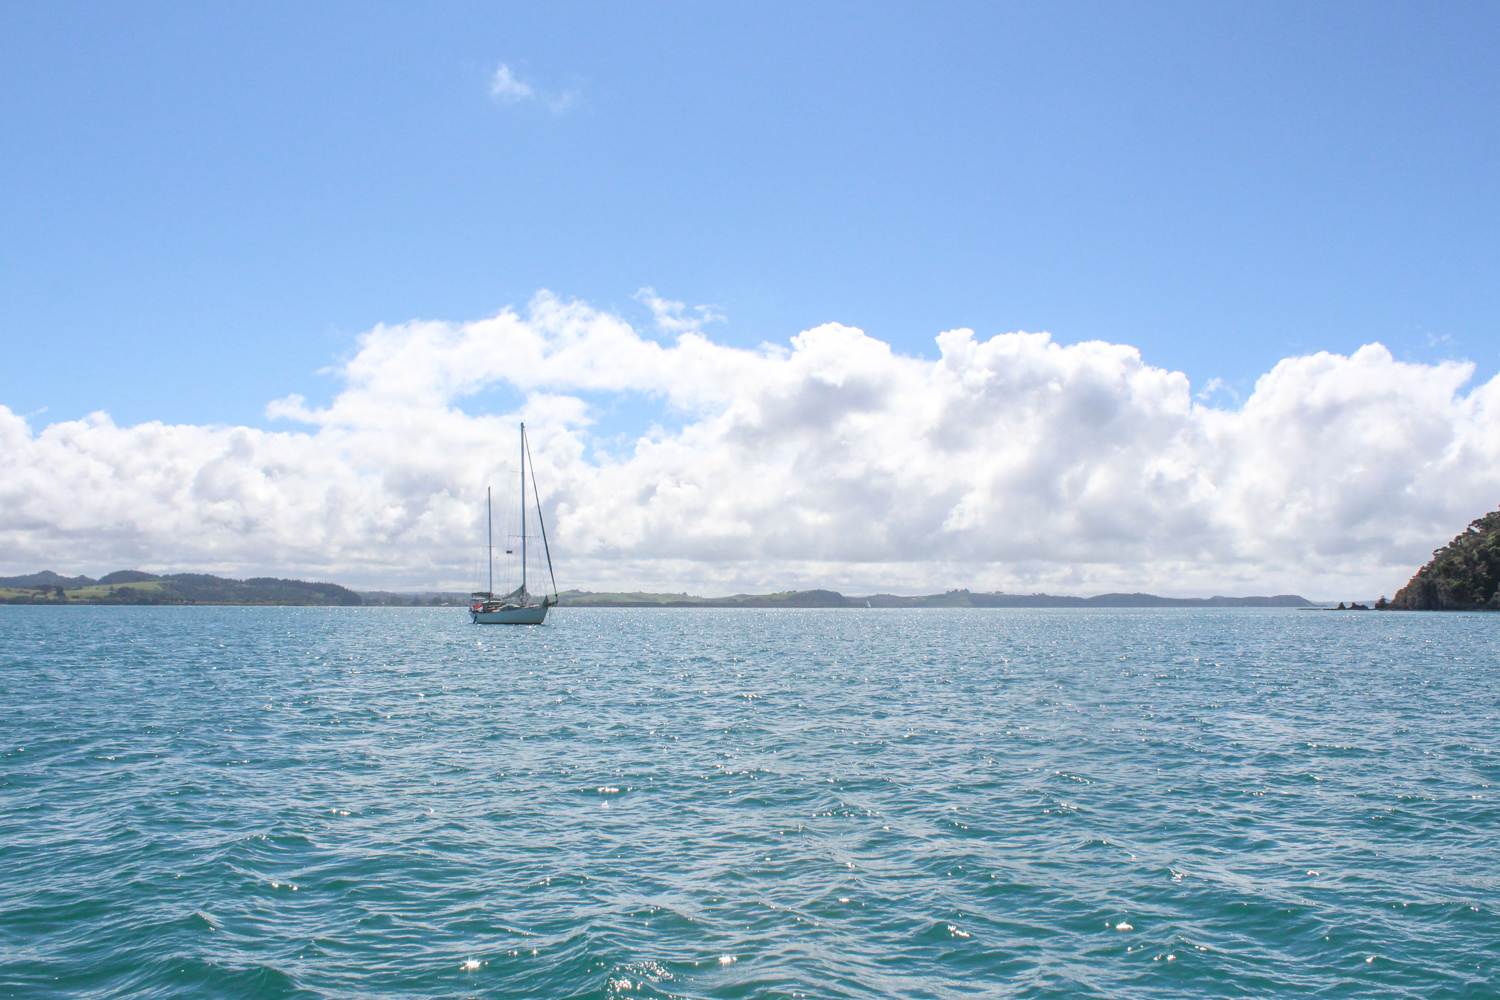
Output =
[{"x1": 471, "y1": 604, "x2": 549, "y2": 625}]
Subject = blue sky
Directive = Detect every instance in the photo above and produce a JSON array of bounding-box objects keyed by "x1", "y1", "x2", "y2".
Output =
[
  {"x1": 3, "y1": 1, "x2": 1497, "y2": 430},
  {"x1": 4, "y1": 2, "x2": 1500, "y2": 594}
]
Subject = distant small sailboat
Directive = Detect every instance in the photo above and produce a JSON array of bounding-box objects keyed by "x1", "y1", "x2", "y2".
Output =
[{"x1": 470, "y1": 422, "x2": 558, "y2": 624}]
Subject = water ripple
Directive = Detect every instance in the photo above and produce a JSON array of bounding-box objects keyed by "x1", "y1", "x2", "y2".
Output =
[{"x1": 2, "y1": 606, "x2": 1498, "y2": 997}]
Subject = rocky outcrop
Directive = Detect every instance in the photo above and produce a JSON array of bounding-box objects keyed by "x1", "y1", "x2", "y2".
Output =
[{"x1": 1387, "y1": 510, "x2": 1500, "y2": 610}]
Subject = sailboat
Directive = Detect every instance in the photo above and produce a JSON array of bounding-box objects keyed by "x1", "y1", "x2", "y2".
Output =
[{"x1": 469, "y1": 422, "x2": 559, "y2": 624}]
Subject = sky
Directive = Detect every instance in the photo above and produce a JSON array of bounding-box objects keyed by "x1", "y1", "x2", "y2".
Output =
[{"x1": 2, "y1": 2, "x2": 1498, "y2": 597}]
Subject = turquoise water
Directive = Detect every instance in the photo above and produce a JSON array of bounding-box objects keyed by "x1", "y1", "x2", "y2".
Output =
[{"x1": 2, "y1": 607, "x2": 1497, "y2": 998}]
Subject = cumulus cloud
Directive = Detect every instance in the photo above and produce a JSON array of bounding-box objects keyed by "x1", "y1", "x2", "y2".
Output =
[{"x1": 2, "y1": 292, "x2": 1497, "y2": 597}]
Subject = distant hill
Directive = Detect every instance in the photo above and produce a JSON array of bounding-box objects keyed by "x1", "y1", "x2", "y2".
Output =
[
  {"x1": 557, "y1": 588, "x2": 1314, "y2": 609},
  {"x1": 358, "y1": 590, "x2": 468, "y2": 607},
  {"x1": 0, "y1": 570, "x2": 362, "y2": 606},
  {"x1": 98, "y1": 570, "x2": 159, "y2": 585},
  {"x1": 1385, "y1": 509, "x2": 1500, "y2": 611},
  {"x1": 1, "y1": 574, "x2": 1315, "y2": 610},
  {"x1": 0, "y1": 571, "x2": 98, "y2": 589}
]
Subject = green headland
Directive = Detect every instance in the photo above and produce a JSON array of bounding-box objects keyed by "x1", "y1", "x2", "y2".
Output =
[
  {"x1": 0, "y1": 571, "x2": 361, "y2": 606},
  {"x1": 1381, "y1": 508, "x2": 1500, "y2": 611}
]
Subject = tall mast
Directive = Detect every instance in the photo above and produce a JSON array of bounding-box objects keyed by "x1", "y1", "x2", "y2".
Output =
[
  {"x1": 486, "y1": 486, "x2": 493, "y2": 595},
  {"x1": 519, "y1": 422, "x2": 527, "y2": 597},
  {"x1": 525, "y1": 427, "x2": 559, "y2": 604}
]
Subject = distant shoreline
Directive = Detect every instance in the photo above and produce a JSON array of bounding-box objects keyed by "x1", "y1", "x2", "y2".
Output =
[
  {"x1": 17, "y1": 506, "x2": 1500, "y2": 612},
  {"x1": 547, "y1": 589, "x2": 1316, "y2": 609},
  {"x1": 2, "y1": 571, "x2": 1318, "y2": 609},
  {"x1": 3, "y1": 599, "x2": 1325, "y2": 609}
]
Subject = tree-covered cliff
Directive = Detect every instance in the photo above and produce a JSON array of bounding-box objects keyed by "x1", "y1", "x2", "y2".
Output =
[{"x1": 1386, "y1": 510, "x2": 1500, "y2": 610}]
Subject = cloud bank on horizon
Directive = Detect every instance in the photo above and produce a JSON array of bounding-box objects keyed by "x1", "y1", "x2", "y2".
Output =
[{"x1": 3, "y1": 292, "x2": 1496, "y2": 598}]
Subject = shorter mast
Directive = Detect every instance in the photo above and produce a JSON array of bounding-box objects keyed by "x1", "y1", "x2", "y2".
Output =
[{"x1": 486, "y1": 486, "x2": 493, "y2": 595}]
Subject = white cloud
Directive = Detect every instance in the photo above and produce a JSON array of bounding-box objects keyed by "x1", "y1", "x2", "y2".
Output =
[
  {"x1": 489, "y1": 63, "x2": 534, "y2": 103},
  {"x1": 488, "y1": 62, "x2": 577, "y2": 113},
  {"x1": 633, "y1": 286, "x2": 725, "y2": 336},
  {"x1": 547, "y1": 89, "x2": 579, "y2": 114},
  {"x1": 1194, "y1": 376, "x2": 1238, "y2": 404},
  {"x1": 3, "y1": 293, "x2": 1497, "y2": 599}
]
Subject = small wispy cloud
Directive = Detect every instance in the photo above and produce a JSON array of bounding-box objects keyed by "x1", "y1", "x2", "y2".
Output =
[
  {"x1": 488, "y1": 62, "x2": 578, "y2": 114},
  {"x1": 1195, "y1": 376, "x2": 1240, "y2": 404},
  {"x1": 489, "y1": 63, "x2": 535, "y2": 103},
  {"x1": 634, "y1": 287, "x2": 726, "y2": 336}
]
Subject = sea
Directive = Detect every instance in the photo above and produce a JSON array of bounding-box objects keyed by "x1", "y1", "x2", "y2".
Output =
[{"x1": 1, "y1": 606, "x2": 1497, "y2": 998}]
